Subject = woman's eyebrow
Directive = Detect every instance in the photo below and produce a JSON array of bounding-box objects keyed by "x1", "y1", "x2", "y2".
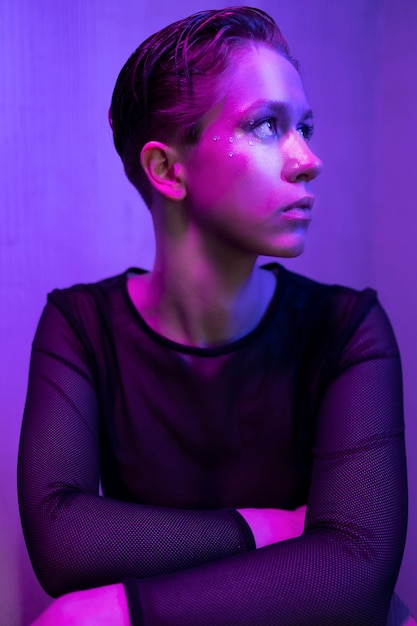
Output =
[{"x1": 240, "y1": 99, "x2": 313, "y2": 122}]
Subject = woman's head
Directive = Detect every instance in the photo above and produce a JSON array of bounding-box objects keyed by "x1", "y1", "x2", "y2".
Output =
[{"x1": 109, "y1": 6, "x2": 297, "y2": 206}]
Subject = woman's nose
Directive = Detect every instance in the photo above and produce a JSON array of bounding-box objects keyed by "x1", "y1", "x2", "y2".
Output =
[{"x1": 282, "y1": 137, "x2": 323, "y2": 183}]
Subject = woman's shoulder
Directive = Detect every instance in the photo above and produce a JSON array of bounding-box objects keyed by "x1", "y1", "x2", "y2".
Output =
[
  {"x1": 270, "y1": 263, "x2": 398, "y2": 365},
  {"x1": 265, "y1": 261, "x2": 378, "y2": 318},
  {"x1": 37, "y1": 269, "x2": 145, "y2": 350},
  {"x1": 47, "y1": 268, "x2": 144, "y2": 315},
  {"x1": 48, "y1": 268, "x2": 134, "y2": 298}
]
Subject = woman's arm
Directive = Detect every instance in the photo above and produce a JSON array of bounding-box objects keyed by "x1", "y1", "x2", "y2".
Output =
[
  {"x1": 17, "y1": 301, "x2": 303, "y2": 598},
  {"x1": 20, "y1": 297, "x2": 407, "y2": 624},
  {"x1": 108, "y1": 301, "x2": 407, "y2": 625},
  {"x1": 30, "y1": 585, "x2": 417, "y2": 626}
]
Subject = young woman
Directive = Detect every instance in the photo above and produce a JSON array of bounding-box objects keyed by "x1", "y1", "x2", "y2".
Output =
[{"x1": 18, "y1": 7, "x2": 413, "y2": 625}]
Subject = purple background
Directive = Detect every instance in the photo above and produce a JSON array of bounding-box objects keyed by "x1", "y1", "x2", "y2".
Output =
[{"x1": 1, "y1": 1, "x2": 415, "y2": 623}]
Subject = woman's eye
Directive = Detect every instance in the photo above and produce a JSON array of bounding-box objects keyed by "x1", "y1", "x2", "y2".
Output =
[
  {"x1": 250, "y1": 118, "x2": 278, "y2": 140},
  {"x1": 297, "y1": 123, "x2": 314, "y2": 142}
]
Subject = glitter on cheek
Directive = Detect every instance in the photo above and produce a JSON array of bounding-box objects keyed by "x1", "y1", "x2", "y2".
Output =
[
  {"x1": 248, "y1": 140, "x2": 254, "y2": 146},
  {"x1": 210, "y1": 130, "x2": 241, "y2": 156}
]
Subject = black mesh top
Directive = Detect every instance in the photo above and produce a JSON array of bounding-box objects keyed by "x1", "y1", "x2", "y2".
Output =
[{"x1": 17, "y1": 263, "x2": 408, "y2": 625}]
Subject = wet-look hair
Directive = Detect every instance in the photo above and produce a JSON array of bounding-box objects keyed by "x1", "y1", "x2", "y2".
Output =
[{"x1": 109, "y1": 6, "x2": 296, "y2": 205}]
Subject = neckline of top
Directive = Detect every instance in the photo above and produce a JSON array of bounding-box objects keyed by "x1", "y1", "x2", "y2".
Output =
[{"x1": 121, "y1": 262, "x2": 286, "y2": 357}]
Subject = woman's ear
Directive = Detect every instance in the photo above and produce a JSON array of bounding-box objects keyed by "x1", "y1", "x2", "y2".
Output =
[{"x1": 140, "y1": 141, "x2": 187, "y2": 201}]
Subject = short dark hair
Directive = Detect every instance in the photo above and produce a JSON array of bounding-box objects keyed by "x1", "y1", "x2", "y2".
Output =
[{"x1": 109, "y1": 6, "x2": 297, "y2": 206}]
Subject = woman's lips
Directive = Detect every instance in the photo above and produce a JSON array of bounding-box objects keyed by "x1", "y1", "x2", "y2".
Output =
[{"x1": 281, "y1": 196, "x2": 314, "y2": 220}]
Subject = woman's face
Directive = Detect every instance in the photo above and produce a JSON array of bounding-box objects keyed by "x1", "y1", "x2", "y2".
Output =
[{"x1": 180, "y1": 44, "x2": 322, "y2": 259}]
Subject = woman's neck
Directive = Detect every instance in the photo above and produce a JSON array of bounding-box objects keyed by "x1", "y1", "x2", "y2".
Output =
[{"x1": 128, "y1": 246, "x2": 276, "y2": 347}]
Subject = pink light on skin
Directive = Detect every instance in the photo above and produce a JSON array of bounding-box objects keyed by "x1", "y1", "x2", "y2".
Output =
[
  {"x1": 180, "y1": 44, "x2": 322, "y2": 261},
  {"x1": 132, "y1": 44, "x2": 323, "y2": 348}
]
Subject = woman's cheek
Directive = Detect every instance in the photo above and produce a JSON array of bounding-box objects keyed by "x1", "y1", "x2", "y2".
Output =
[{"x1": 186, "y1": 132, "x2": 266, "y2": 208}]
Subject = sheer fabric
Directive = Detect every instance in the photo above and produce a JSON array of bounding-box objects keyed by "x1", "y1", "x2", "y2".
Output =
[{"x1": 18, "y1": 264, "x2": 407, "y2": 625}]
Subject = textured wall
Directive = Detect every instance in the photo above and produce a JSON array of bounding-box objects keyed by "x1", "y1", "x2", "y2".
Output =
[
  {"x1": 371, "y1": 0, "x2": 417, "y2": 611},
  {"x1": 0, "y1": 1, "x2": 415, "y2": 623}
]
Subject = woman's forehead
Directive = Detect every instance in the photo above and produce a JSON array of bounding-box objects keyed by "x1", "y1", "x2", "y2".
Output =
[{"x1": 208, "y1": 45, "x2": 309, "y2": 121}]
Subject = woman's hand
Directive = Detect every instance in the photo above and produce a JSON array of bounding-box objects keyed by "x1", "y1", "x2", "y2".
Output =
[
  {"x1": 31, "y1": 583, "x2": 130, "y2": 626},
  {"x1": 237, "y1": 505, "x2": 307, "y2": 548}
]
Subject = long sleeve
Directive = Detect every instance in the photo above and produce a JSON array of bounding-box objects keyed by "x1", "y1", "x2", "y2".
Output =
[
  {"x1": 18, "y1": 270, "x2": 408, "y2": 625},
  {"x1": 17, "y1": 301, "x2": 255, "y2": 598},
  {"x1": 124, "y1": 300, "x2": 407, "y2": 625}
]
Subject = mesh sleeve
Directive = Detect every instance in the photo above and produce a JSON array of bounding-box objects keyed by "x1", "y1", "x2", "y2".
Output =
[
  {"x1": 17, "y1": 302, "x2": 255, "y2": 598},
  {"x1": 124, "y1": 301, "x2": 408, "y2": 625}
]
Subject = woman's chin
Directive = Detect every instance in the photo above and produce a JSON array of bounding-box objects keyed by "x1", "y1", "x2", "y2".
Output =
[{"x1": 262, "y1": 238, "x2": 307, "y2": 259}]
